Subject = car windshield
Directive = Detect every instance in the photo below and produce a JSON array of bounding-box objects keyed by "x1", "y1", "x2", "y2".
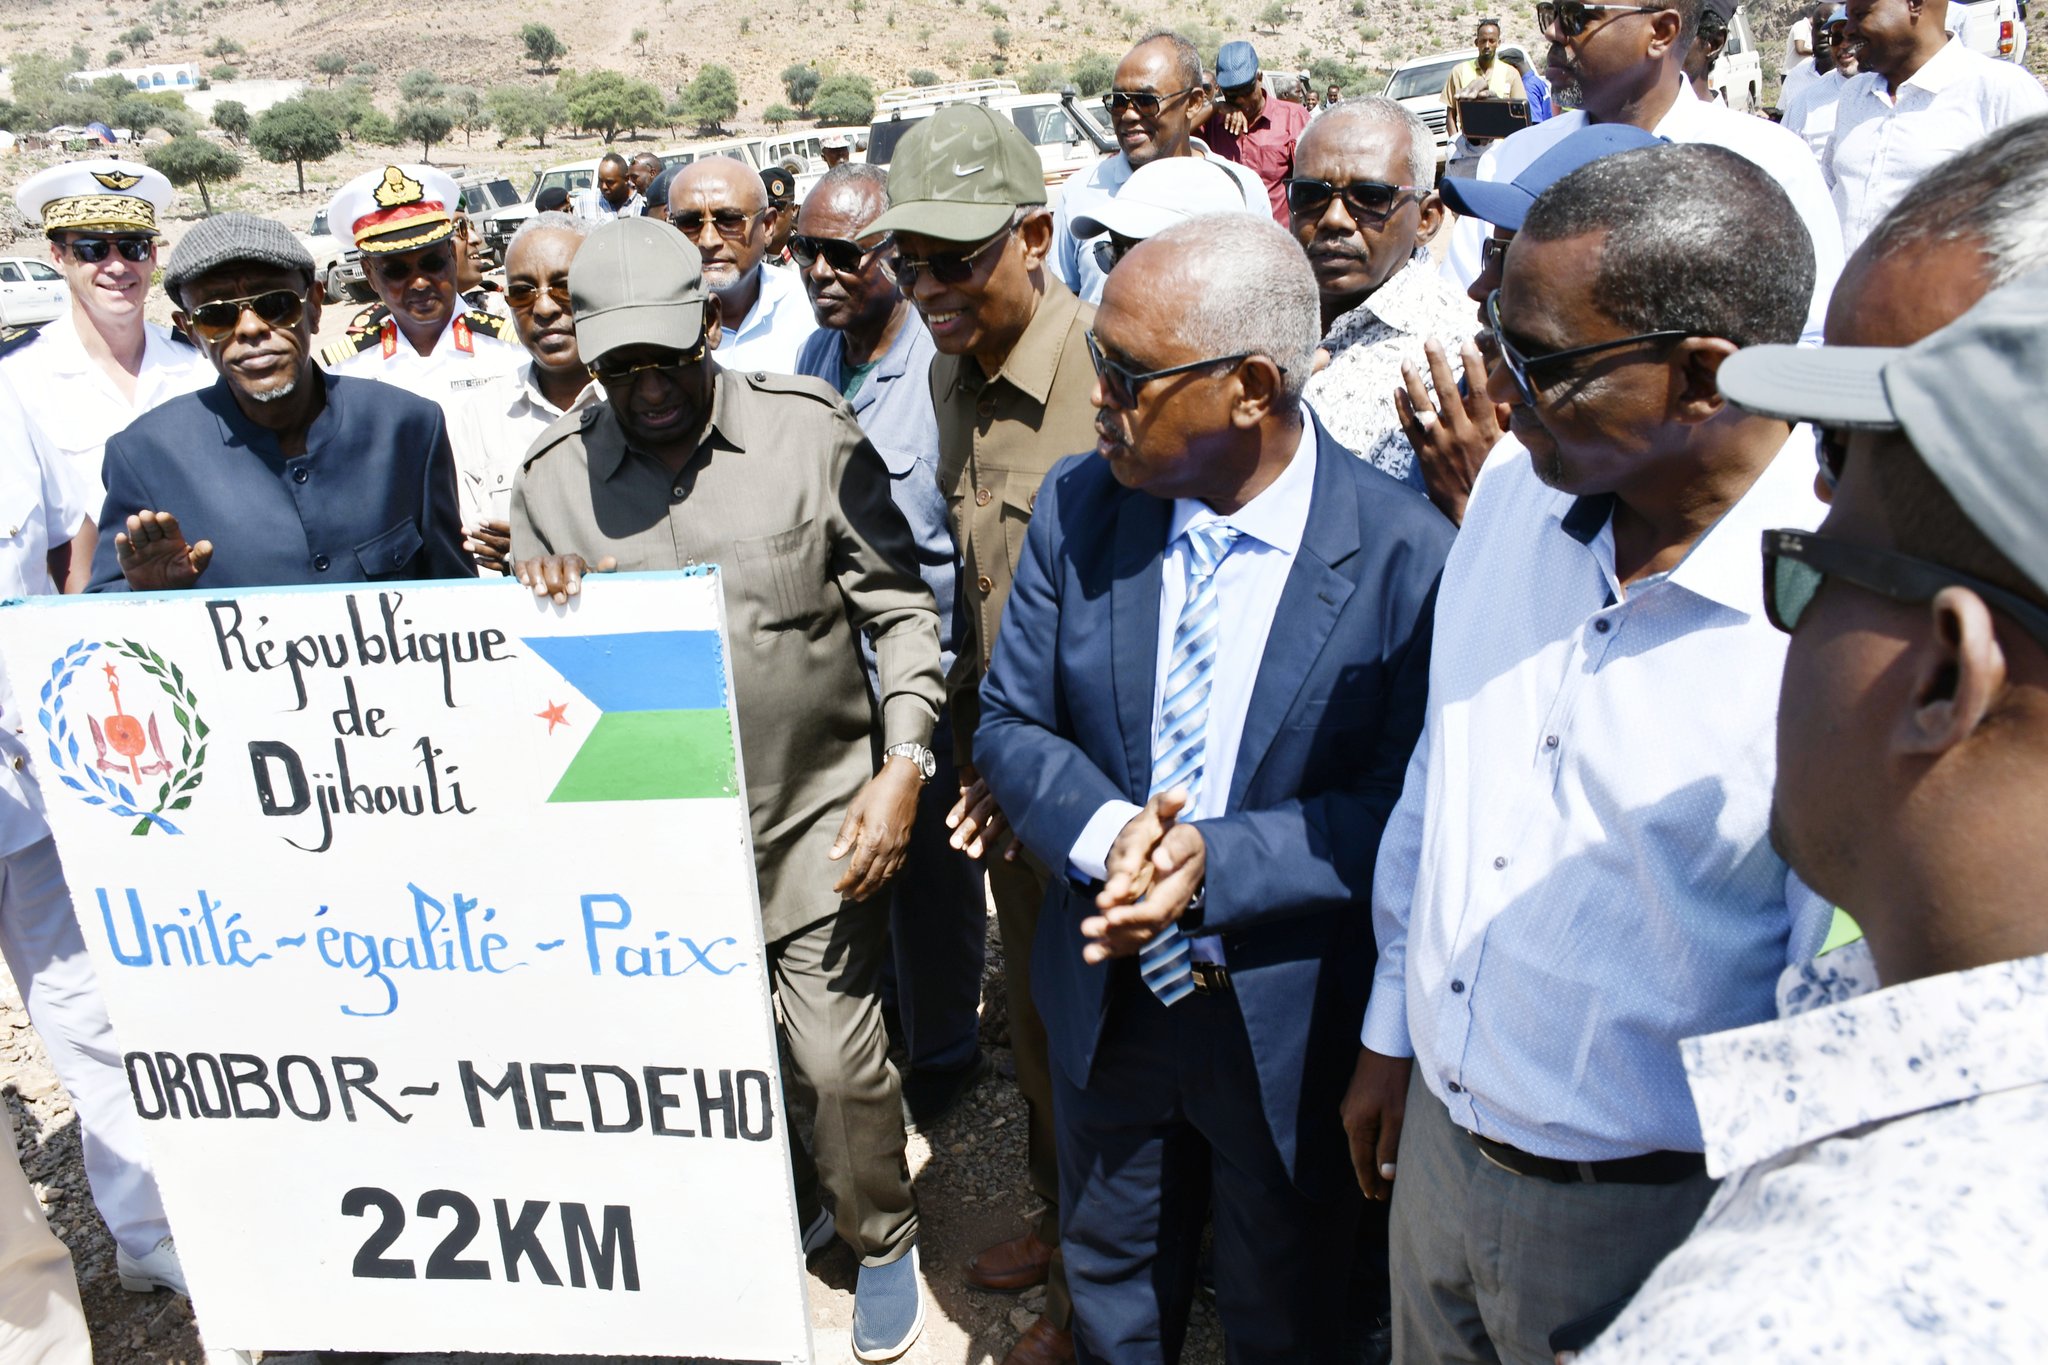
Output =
[
  {"x1": 864, "y1": 117, "x2": 926, "y2": 166},
  {"x1": 531, "y1": 168, "x2": 595, "y2": 199},
  {"x1": 475, "y1": 179, "x2": 519, "y2": 209},
  {"x1": 1387, "y1": 58, "x2": 1468, "y2": 99},
  {"x1": 1012, "y1": 105, "x2": 1081, "y2": 146}
]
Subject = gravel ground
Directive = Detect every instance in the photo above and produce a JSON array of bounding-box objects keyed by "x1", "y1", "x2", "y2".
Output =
[{"x1": 1, "y1": 900, "x2": 1228, "y2": 1364}]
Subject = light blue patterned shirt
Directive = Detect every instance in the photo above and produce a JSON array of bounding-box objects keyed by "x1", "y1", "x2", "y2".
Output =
[
  {"x1": 1583, "y1": 943, "x2": 2048, "y2": 1360},
  {"x1": 1363, "y1": 431, "x2": 1835, "y2": 1160}
]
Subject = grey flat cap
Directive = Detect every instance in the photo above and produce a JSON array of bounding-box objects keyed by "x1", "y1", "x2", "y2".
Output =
[
  {"x1": 164, "y1": 213, "x2": 316, "y2": 305},
  {"x1": 1719, "y1": 268, "x2": 2048, "y2": 595}
]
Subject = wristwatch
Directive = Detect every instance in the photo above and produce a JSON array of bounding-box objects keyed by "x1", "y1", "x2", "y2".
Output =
[{"x1": 884, "y1": 742, "x2": 937, "y2": 781}]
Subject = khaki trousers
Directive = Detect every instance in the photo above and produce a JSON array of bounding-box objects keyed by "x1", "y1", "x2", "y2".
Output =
[
  {"x1": 987, "y1": 854, "x2": 1071, "y2": 1330},
  {"x1": 0, "y1": 1106, "x2": 92, "y2": 1362},
  {"x1": 775, "y1": 899, "x2": 918, "y2": 1267}
]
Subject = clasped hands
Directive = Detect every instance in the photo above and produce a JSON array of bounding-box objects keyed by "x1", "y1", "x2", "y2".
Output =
[{"x1": 1082, "y1": 789, "x2": 1206, "y2": 965}]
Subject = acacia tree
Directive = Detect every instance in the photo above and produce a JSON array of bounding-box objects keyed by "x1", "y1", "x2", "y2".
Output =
[
  {"x1": 781, "y1": 63, "x2": 821, "y2": 111},
  {"x1": 250, "y1": 98, "x2": 343, "y2": 193},
  {"x1": 521, "y1": 22, "x2": 567, "y2": 74},
  {"x1": 211, "y1": 99, "x2": 250, "y2": 142},
  {"x1": 395, "y1": 100, "x2": 454, "y2": 161},
  {"x1": 145, "y1": 135, "x2": 242, "y2": 215}
]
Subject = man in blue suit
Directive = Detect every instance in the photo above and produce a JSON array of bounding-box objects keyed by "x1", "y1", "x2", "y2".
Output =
[
  {"x1": 976, "y1": 213, "x2": 1451, "y2": 1362},
  {"x1": 88, "y1": 213, "x2": 471, "y2": 591}
]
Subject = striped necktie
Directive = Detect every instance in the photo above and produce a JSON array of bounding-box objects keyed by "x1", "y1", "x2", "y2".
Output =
[{"x1": 1137, "y1": 520, "x2": 1241, "y2": 1006}]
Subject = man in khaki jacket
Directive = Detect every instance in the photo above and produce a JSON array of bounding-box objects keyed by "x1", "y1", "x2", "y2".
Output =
[
  {"x1": 864, "y1": 103, "x2": 1101, "y2": 1365},
  {"x1": 510, "y1": 217, "x2": 943, "y2": 1364}
]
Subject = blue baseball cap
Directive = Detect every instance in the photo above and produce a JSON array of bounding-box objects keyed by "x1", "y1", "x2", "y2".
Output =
[
  {"x1": 1216, "y1": 41, "x2": 1260, "y2": 87},
  {"x1": 1439, "y1": 124, "x2": 1667, "y2": 230}
]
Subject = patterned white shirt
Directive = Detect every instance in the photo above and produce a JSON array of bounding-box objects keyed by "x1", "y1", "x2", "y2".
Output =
[
  {"x1": 1363, "y1": 430, "x2": 1836, "y2": 1160},
  {"x1": 1303, "y1": 255, "x2": 1478, "y2": 489},
  {"x1": 1823, "y1": 39, "x2": 2048, "y2": 253},
  {"x1": 568, "y1": 185, "x2": 646, "y2": 223},
  {"x1": 1583, "y1": 943, "x2": 2048, "y2": 1361}
]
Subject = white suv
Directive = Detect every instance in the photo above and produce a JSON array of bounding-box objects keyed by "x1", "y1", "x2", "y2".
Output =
[{"x1": 864, "y1": 79, "x2": 1115, "y2": 196}]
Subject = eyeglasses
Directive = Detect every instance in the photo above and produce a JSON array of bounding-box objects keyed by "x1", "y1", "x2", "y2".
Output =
[
  {"x1": 373, "y1": 251, "x2": 452, "y2": 282},
  {"x1": 1761, "y1": 527, "x2": 2048, "y2": 649},
  {"x1": 185, "y1": 289, "x2": 307, "y2": 341},
  {"x1": 669, "y1": 207, "x2": 768, "y2": 239},
  {"x1": 1485, "y1": 288, "x2": 1695, "y2": 407},
  {"x1": 1085, "y1": 330, "x2": 1263, "y2": 410},
  {"x1": 1107, "y1": 86, "x2": 1200, "y2": 114},
  {"x1": 1479, "y1": 235, "x2": 1511, "y2": 280},
  {"x1": 1536, "y1": 0, "x2": 1667, "y2": 39},
  {"x1": 504, "y1": 280, "x2": 572, "y2": 312},
  {"x1": 790, "y1": 233, "x2": 886, "y2": 275},
  {"x1": 1284, "y1": 177, "x2": 1422, "y2": 225},
  {"x1": 1091, "y1": 233, "x2": 1140, "y2": 276},
  {"x1": 1814, "y1": 425, "x2": 1850, "y2": 493},
  {"x1": 587, "y1": 337, "x2": 708, "y2": 386},
  {"x1": 887, "y1": 224, "x2": 1013, "y2": 289},
  {"x1": 61, "y1": 234, "x2": 154, "y2": 264}
]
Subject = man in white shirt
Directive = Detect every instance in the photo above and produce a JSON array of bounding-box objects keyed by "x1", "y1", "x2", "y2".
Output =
[
  {"x1": 1781, "y1": 5, "x2": 1859, "y2": 155},
  {"x1": 1441, "y1": 0, "x2": 1845, "y2": 344},
  {"x1": 665, "y1": 157, "x2": 818, "y2": 374},
  {"x1": 319, "y1": 163, "x2": 526, "y2": 412},
  {"x1": 0, "y1": 373, "x2": 186, "y2": 1297},
  {"x1": 1343, "y1": 143, "x2": 1833, "y2": 1365},
  {"x1": 1779, "y1": 3, "x2": 1828, "y2": 106},
  {"x1": 568, "y1": 152, "x2": 646, "y2": 223},
  {"x1": 1052, "y1": 30, "x2": 1268, "y2": 304},
  {"x1": 1822, "y1": 0, "x2": 2048, "y2": 252},
  {"x1": 2, "y1": 160, "x2": 212, "y2": 512},
  {"x1": 450, "y1": 212, "x2": 600, "y2": 573},
  {"x1": 1585, "y1": 266, "x2": 2048, "y2": 1365}
]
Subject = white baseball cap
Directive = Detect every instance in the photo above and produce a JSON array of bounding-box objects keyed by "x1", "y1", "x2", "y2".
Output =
[{"x1": 1071, "y1": 157, "x2": 1261, "y2": 242}]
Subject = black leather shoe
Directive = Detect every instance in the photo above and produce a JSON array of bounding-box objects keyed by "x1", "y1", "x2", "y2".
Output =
[{"x1": 901, "y1": 1049, "x2": 992, "y2": 1133}]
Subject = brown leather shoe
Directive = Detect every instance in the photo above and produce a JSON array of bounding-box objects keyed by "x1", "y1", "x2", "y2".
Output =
[
  {"x1": 1001, "y1": 1317, "x2": 1076, "y2": 1365},
  {"x1": 964, "y1": 1229, "x2": 1054, "y2": 1292}
]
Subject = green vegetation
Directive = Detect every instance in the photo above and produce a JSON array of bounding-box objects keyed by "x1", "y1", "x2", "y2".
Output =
[
  {"x1": 249, "y1": 97, "x2": 342, "y2": 193},
  {"x1": 145, "y1": 133, "x2": 241, "y2": 214},
  {"x1": 521, "y1": 22, "x2": 567, "y2": 74},
  {"x1": 395, "y1": 100, "x2": 453, "y2": 161},
  {"x1": 680, "y1": 63, "x2": 740, "y2": 132},
  {"x1": 812, "y1": 72, "x2": 878, "y2": 125},
  {"x1": 782, "y1": 63, "x2": 822, "y2": 111},
  {"x1": 488, "y1": 84, "x2": 567, "y2": 148},
  {"x1": 563, "y1": 68, "x2": 667, "y2": 142},
  {"x1": 762, "y1": 102, "x2": 798, "y2": 127},
  {"x1": 211, "y1": 98, "x2": 249, "y2": 140},
  {"x1": 314, "y1": 51, "x2": 347, "y2": 84}
]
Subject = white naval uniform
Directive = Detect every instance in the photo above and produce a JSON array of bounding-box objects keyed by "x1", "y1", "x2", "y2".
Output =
[
  {"x1": 0, "y1": 310, "x2": 213, "y2": 512},
  {"x1": 320, "y1": 298, "x2": 526, "y2": 425},
  {"x1": 0, "y1": 376, "x2": 171, "y2": 1261},
  {"x1": 448, "y1": 361, "x2": 600, "y2": 528}
]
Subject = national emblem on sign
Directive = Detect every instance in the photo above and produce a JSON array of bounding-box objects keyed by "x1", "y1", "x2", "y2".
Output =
[{"x1": 38, "y1": 639, "x2": 209, "y2": 835}]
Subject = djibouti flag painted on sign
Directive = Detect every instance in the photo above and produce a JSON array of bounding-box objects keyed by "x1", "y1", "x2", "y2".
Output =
[{"x1": 524, "y1": 631, "x2": 738, "y2": 802}]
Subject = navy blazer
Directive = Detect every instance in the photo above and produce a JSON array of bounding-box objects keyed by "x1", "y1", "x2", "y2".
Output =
[
  {"x1": 89, "y1": 370, "x2": 472, "y2": 591},
  {"x1": 976, "y1": 418, "x2": 1451, "y2": 1189}
]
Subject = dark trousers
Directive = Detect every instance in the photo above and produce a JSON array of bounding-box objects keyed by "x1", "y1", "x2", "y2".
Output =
[
  {"x1": 1054, "y1": 979, "x2": 1359, "y2": 1364},
  {"x1": 881, "y1": 727, "x2": 987, "y2": 1073}
]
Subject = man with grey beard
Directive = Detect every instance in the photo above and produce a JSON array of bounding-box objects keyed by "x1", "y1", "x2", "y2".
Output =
[{"x1": 90, "y1": 213, "x2": 471, "y2": 590}]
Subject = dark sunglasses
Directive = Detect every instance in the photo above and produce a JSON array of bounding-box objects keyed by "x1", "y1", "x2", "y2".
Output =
[
  {"x1": 62, "y1": 234, "x2": 154, "y2": 264},
  {"x1": 373, "y1": 251, "x2": 452, "y2": 282},
  {"x1": 1091, "y1": 233, "x2": 1141, "y2": 276},
  {"x1": 670, "y1": 207, "x2": 767, "y2": 239},
  {"x1": 1486, "y1": 288, "x2": 1695, "y2": 407},
  {"x1": 790, "y1": 233, "x2": 886, "y2": 275},
  {"x1": 185, "y1": 289, "x2": 306, "y2": 341},
  {"x1": 1085, "y1": 330, "x2": 1260, "y2": 410},
  {"x1": 1762, "y1": 527, "x2": 2048, "y2": 649},
  {"x1": 888, "y1": 224, "x2": 1012, "y2": 289},
  {"x1": 1284, "y1": 177, "x2": 1422, "y2": 224},
  {"x1": 1536, "y1": 0, "x2": 1667, "y2": 38},
  {"x1": 504, "y1": 280, "x2": 572, "y2": 311},
  {"x1": 1107, "y1": 86, "x2": 1200, "y2": 114},
  {"x1": 1480, "y1": 235, "x2": 1512, "y2": 279},
  {"x1": 1814, "y1": 425, "x2": 1850, "y2": 493},
  {"x1": 1218, "y1": 79, "x2": 1260, "y2": 100},
  {"x1": 587, "y1": 336, "x2": 708, "y2": 386}
]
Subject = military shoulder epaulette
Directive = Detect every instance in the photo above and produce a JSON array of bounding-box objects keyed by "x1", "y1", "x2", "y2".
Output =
[
  {"x1": 346, "y1": 302, "x2": 388, "y2": 336},
  {"x1": 319, "y1": 328, "x2": 381, "y2": 368},
  {"x1": 461, "y1": 309, "x2": 516, "y2": 343},
  {"x1": 741, "y1": 368, "x2": 844, "y2": 407},
  {"x1": 0, "y1": 324, "x2": 44, "y2": 360}
]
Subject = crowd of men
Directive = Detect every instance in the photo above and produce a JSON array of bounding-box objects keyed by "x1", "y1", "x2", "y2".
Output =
[{"x1": 0, "y1": 4, "x2": 2045, "y2": 1361}]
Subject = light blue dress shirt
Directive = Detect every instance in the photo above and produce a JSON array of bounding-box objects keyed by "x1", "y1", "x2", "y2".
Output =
[
  {"x1": 796, "y1": 308, "x2": 960, "y2": 675},
  {"x1": 1363, "y1": 431, "x2": 1835, "y2": 1160}
]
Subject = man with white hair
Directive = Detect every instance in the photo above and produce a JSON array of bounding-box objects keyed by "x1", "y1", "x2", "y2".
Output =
[
  {"x1": 1294, "y1": 98, "x2": 1475, "y2": 489},
  {"x1": 975, "y1": 213, "x2": 1453, "y2": 1361}
]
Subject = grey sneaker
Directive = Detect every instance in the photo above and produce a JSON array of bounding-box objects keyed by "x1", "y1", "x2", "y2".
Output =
[{"x1": 853, "y1": 1244, "x2": 925, "y2": 1361}]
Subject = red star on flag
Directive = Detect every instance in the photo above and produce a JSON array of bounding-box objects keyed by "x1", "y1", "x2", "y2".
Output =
[{"x1": 537, "y1": 701, "x2": 570, "y2": 733}]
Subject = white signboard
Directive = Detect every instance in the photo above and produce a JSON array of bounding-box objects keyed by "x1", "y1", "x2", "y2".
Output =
[{"x1": 0, "y1": 572, "x2": 812, "y2": 1360}]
